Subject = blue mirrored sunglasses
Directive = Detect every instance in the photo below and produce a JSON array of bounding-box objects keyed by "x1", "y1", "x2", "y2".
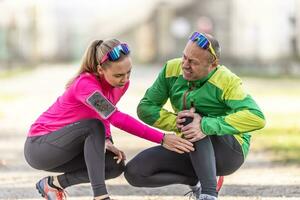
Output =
[
  {"x1": 100, "y1": 43, "x2": 130, "y2": 64},
  {"x1": 189, "y1": 32, "x2": 217, "y2": 60}
]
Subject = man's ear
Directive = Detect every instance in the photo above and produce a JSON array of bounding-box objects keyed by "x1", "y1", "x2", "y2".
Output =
[{"x1": 212, "y1": 59, "x2": 219, "y2": 68}]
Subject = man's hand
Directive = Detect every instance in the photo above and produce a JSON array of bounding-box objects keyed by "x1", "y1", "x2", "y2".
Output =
[
  {"x1": 176, "y1": 108, "x2": 195, "y2": 130},
  {"x1": 176, "y1": 108, "x2": 207, "y2": 142},
  {"x1": 105, "y1": 139, "x2": 126, "y2": 164},
  {"x1": 162, "y1": 134, "x2": 194, "y2": 154}
]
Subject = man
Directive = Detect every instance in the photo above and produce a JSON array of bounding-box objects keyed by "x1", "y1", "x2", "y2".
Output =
[{"x1": 124, "y1": 32, "x2": 265, "y2": 200}]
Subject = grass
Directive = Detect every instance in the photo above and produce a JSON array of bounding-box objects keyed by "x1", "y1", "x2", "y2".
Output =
[
  {"x1": 0, "y1": 93, "x2": 20, "y2": 120},
  {"x1": 241, "y1": 77, "x2": 300, "y2": 165},
  {"x1": 251, "y1": 127, "x2": 300, "y2": 165},
  {"x1": 0, "y1": 66, "x2": 34, "y2": 79},
  {"x1": 0, "y1": 93, "x2": 20, "y2": 101},
  {"x1": 162, "y1": 76, "x2": 300, "y2": 165},
  {"x1": 1, "y1": 66, "x2": 300, "y2": 165}
]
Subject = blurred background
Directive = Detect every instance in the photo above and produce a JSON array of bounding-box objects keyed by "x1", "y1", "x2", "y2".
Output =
[
  {"x1": 0, "y1": 0, "x2": 300, "y2": 199},
  {"x1": 1, "y1": 0, "x2": 300, "y2": 75}
]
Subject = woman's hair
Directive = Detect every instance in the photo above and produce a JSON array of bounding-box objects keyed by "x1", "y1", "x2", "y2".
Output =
[{"x1": 66, "y1": 39, "x2": 126, "y2": 88}]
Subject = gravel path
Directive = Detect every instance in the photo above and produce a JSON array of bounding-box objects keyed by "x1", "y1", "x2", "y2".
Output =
[{"x1": 0, "y1": 65, "x2": 299, "y2": 200}]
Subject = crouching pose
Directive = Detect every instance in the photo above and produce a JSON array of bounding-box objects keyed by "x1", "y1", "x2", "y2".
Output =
[
  {"x1": 124, "y1": 32, "x2": 265, "y2": 200},
  {"x1": 24, "y1": 39, "x2": 194, "y2": 200}
]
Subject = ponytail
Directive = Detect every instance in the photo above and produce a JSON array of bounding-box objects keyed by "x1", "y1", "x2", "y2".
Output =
[
  {"x1": 65, "y1": 39, "x2": 121, "y2": 88},
  {"x1": 81, "y1": 40, "x2": 103, "y2": 74},
  {"x1": 65, "y1": 40, "x2": 102, "y2": 88}
]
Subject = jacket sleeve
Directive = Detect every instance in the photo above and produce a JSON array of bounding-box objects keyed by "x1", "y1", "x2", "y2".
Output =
[
  {"x1": 108, "y1": 110, "x2": 164, "y2": 143},
  {"x1": 73, "y1": 76, "x2": 114, "y2": 139},
  {"x1": 137, "y1": 65, "x2": 178, "y2": 132},
  {"x1": 101, "y1": 119, "x2": 112, "y2": 140},
  {"x1": 201, "y1": 77, "x2": 266, "y2": 136}
]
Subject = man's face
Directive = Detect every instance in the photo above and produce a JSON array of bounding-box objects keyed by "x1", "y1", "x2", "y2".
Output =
[{"x1": 181, "y1": 41, "x2": 217, "y2": 81}]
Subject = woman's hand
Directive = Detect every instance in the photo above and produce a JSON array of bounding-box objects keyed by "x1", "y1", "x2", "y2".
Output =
[
  {"x1": 105, "y1": 139, "x2": 126, "y2": 164},
  {"x1": 162, "y1": 134, "x2": 194, "y2": 154}
]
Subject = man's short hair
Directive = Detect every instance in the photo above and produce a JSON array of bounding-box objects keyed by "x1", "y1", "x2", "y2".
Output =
[
  {"x1": 210, "y1": 38, "x2": 221, "y2": 59},
  {"x1": 205, "y1": 34, "x2": 221, "y2": 59}
]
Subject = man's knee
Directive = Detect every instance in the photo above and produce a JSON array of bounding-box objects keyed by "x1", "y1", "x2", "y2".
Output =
[{"x1": 124, "y1": 160, "x2": 143, "y2": 187}]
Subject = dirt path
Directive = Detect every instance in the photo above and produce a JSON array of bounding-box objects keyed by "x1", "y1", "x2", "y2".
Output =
[{"x1": 0, "y1": 65, "x2": 299, "y2": 200}]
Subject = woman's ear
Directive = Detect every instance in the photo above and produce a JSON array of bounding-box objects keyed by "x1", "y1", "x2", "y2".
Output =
[{"x1": 97, "y1": 65, "x2": 104, "y2": 75}]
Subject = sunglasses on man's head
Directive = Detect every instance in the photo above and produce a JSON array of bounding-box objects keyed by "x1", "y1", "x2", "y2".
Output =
[
  {"x1": 100, "y1": 43, "x2": 130, "y2": 64},
  {"x1": 189, "y1": 32, "x2": 217, "y2": 60}
]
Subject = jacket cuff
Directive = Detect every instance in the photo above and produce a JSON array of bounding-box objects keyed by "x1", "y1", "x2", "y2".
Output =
[{"x1": 106, "y1": 136, "x2": 114, "y2": 144}]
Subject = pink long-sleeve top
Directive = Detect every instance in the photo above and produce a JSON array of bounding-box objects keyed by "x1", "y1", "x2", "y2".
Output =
[{"x1": 28, "y1": 72, "x2": 164, "y2": 143}]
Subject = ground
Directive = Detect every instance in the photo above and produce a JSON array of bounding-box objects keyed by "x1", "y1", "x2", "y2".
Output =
[{"x1": 0, "y1": 64, "x2": 299, "y2": 200}]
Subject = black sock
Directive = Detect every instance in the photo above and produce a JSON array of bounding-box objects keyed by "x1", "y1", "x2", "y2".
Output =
[{"x1": 48, "y1": 176, "x2": 62, "y2": 190}]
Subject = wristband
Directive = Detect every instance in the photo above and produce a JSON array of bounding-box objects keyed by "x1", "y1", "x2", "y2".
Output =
[
  {"x1": 106, "y1": 136, "x2": 114, "y2": 144},
  {"x1": 160, "y1": 133, "x2": 165, "y2": 145}
]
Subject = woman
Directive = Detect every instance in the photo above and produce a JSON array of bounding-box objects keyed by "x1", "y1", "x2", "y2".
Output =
[{"x1": 24, "y1": 39, "x2": 194, "y2": 200}]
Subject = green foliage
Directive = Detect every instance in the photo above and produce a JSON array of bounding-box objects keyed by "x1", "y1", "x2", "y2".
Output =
[{"x1": 0, "y1": 67, "x2": 33, "y2": 79}]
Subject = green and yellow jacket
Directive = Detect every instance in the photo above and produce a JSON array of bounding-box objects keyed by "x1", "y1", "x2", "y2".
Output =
[{"x1": 137, "y1": 58, "x2": 266, "y2": 157}]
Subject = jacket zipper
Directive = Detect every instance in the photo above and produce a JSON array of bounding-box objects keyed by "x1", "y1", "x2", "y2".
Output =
[{"x1": 183, "y1": 82, "x2": 195, "y2": 110}]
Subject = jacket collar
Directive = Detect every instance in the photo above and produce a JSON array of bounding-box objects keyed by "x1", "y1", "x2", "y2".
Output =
[
  {"x1": 188, "y1": 66, "x2": 218, "y2": 88},
  {"x1": 98, "y1": 75, "x2": 114, "y2": 90}
]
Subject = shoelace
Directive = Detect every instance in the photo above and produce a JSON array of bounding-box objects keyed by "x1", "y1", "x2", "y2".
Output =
[
  {"x1": 56, "y1": 189, "x2": 68, "y2": 200},
  {"x1": 184, "y1": 190, "x2": 198, "y2": 200}
]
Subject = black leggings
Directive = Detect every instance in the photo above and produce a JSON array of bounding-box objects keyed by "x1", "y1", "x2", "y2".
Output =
[
  {"x1": 124, "y1": 135, "x2": 244, "y2": 197},
  {"x1": 24, "y1": 119, "x2": 124, "y2": 197}
]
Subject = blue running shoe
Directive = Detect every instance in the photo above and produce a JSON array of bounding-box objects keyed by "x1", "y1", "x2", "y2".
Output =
[{"x1": 36, "y1": 176, "x2": 67, "y2": 200}]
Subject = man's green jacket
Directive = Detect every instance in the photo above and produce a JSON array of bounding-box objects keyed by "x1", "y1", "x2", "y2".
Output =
[{"x1": 137, "y1": 58, "x2": 266, "y2": 157}]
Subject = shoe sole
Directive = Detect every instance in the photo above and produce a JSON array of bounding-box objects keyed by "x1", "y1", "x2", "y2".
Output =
[{"x1": 36, "y1": 182, "x2": 46, "y2": 199}]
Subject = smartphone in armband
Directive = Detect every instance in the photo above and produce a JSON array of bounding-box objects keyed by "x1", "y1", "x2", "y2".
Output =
[{"x1": 86, "y1": 91, "x2": 116, "y2": 119}]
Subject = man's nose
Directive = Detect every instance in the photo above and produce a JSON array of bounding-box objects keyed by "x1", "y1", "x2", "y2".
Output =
[{"x1": 182, "y1": 60, "x2": 190, "y2": 69}]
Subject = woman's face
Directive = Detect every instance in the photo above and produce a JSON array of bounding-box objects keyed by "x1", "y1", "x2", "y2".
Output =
[{"x1": 98, "y1": 57, "x2": 132, "y2": 87}]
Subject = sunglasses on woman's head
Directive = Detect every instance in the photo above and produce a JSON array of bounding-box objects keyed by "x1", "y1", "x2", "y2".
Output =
[{"x1": 100, "y1": 43, "x2": 130, "y2": 65}]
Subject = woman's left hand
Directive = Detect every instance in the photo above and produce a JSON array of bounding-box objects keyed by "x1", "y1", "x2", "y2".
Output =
[{"x1": 105, "y1": 139, "x2": 126, "y2": 164}]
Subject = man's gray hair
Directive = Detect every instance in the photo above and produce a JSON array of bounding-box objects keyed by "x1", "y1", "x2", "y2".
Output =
[
  {"x1": 210, "y1": 38, "x2": 221, "y2": 59},
  {"x1": 205, "y1": 33, "x2": 221, "y2": 59}
]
